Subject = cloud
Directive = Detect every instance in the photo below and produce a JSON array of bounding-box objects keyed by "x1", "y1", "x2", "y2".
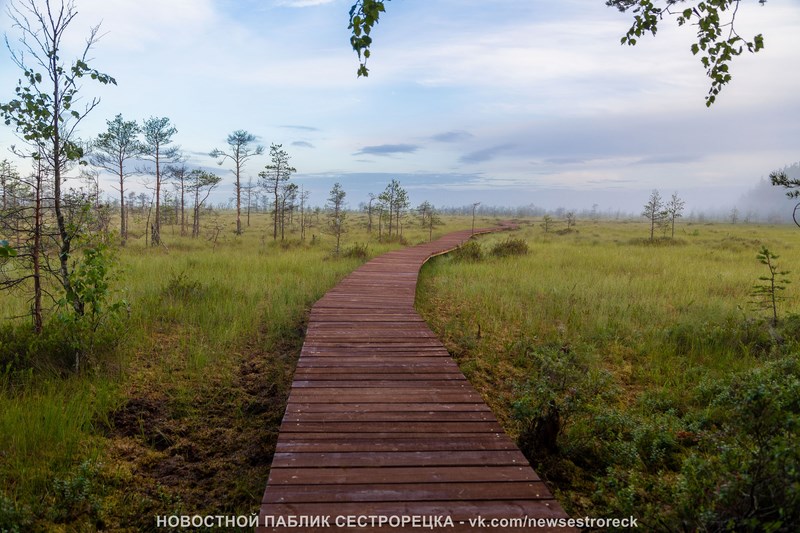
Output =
[
  {"x1": 459, "y1": 144, "x2": 515, "y2": 164},
  {"x1": 292, "y1": 141, "x2": 315, "y2": 148},
  {"x1": 430, "y1": 130, "x2": 474, "y2": 143},
  {"x1": 281, "y1": 125, "x2": 319, "y2": 132},
  {"x1": 354, "y1": 144, "x2": 420, "y2": 156}
]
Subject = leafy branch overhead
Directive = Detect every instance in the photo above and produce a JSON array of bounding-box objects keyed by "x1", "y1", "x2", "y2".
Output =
[
  {"x1": 348, "y1": 0, "x2": 388, "y2": 77},
  {"x1": 769, "y1": 169, "x2": 800, "y2": 228},
  {"x1": 349, "y1": 0, "x2": 769, "y2": 106},
  {"x1": 608, "y1": 0, "x2": 766, "y2": 106}
]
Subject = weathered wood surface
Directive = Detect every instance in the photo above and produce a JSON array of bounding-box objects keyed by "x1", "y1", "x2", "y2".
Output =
[{"x1": 259, "y1": 226, "x2": 574, "y2": 532}]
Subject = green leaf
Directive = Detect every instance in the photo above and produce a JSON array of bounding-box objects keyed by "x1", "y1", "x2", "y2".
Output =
[{"x1": 0, "y1": 240, "x2": 17, "y2": 258}]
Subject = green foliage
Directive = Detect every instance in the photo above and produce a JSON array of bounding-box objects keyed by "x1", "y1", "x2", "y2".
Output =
[
  {"x1": 671, "y1": 354, "x2": 800, "y2": 531},
  {"x1": 627, "y1": 236, "x2": 686, "y2": 246},
  {"x1": 348, "y1": 0, "x2": 389, "y2": 76},
  {"x1": 451, "y1": 240, "x2": 483, "y2": 262},
  {"x1": 0, "y1": 1, "x2": 116, "y2": 150},
  {"x1": 665, "y1": 315, "x2": 774, "y2": 358},
  {"x1": 770, "y1": 170, "x2": 800, "y2": 199},
  {"x1": 770, "y1": 170, "x2": 800, "y2": 228},
  {"x1": 642, "y1": 189, "x2": 667, "y2": 240},
  {"x1": 342, "y1": 242, "x2": 369, "y2": 260},
  {"x1": 0, "y1": 240, "x2": 16, "y2": 258},
  {"x1": 490, "y1": 238, "x2": 529, "y2": 258},
  {"x1": 259, "y1": 144, "x2": 297, "y2": 241},
  {"x1": 416, "y1": 201, "x2": 442, "y2": 242},
  {"x1": 52, "y1": 243, "x2": 128, "y2": 372},
  {"x1": 0, "y1": 322, "x2": 76, "y2": 375},
  {"x1": 161, "y1": 271, "x2": 206, "y2": 302},
  {"x1": 512, "y1": 342, "x2": 617, "y2": 462},
  {"x1": 540, "y1": 215, "x2": 554, "y2": 233},
  {"x1": 0, "y1": 493, "x2": 31, "y2": 533},
  {"x1": 51, "y1": 460, "x2": 105, "y2": 526},
  {"x1": 326, "y1": 182, "x2": 348, "y2": 255},
  {"x1": 64, "y1": 244, "x2": 124, "y2": 319},
  {"x1": 610, "y1": 0, "x2": 767, "y2": 106},
  {"x1": 751, "y1": 246, "x2": 790, "y2": 326},
  {"x1": 210, "y1": 130, "x2": 264, "y2": 235}
]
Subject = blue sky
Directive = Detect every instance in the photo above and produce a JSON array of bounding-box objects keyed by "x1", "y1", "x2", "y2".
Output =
[{"x1": 1, "y1": 0, "x2": 799, "y2": 213}]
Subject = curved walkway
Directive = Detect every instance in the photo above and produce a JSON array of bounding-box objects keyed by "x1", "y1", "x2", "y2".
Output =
[{"x1": 259, "y1": 226, "x2": 573, "y2": 532}]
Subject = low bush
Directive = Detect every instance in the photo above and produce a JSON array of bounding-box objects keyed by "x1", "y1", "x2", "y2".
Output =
[
  {"x1": 0, "y1": 493, "x2": 31, "y2": 533},
  {"x1": 51, "y1": 460, "x2": 105, "y2": 526},
  {"x1": 451, "y1": 240, "x2": 483, "y2": 262},
  {"x1": 627, "y1": 237, "x2": 686, "y2": 246},
  {"x1": 161, "y1": 271, "x2": 205, "y2": 301},
  {"x1": 342, "y1": 243, "x2": 369, "y2": 260},
  {"x1": 490, "y1": 238, "x2": 529, "y2": 258},
  {"x1": 0, "y1": 320, "x2": 119, "y2": 377}
]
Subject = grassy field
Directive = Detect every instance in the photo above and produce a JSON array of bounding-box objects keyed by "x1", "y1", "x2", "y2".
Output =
[
  {"x1": 2, "y1": 212, "x2": 799, "y2": 531},
  {"x1": 0, "y1": 210, "x2": 478, "y2": 532},
  {"x1": 416, "y1": 219, "x2": 800, "y2": 531}
]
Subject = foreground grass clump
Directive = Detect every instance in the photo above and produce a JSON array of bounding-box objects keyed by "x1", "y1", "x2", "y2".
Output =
[
  {"x1": 0, "y1": 210, "x2": 478, "y2": 531},
  {"x1": 417, "y1": 219, "x2": 800, "y2": 531}
]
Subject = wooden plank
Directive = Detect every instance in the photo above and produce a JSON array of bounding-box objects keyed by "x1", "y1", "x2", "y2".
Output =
[
  {"x1": 279, "y1": 421, "x2": 504, "y2": 434},
  {"x1": 268, "y1": 466, "x2": 540, "y2": 485},
  {"x1": 284, "y1": 402, "x2": 491, "y2": 413},
  {"x1": 291, "y1": 379, "x2": 470, "y2": 389},
  {"x1": 275, "y1": 433, "x2": 521, "y2": 453},
  {"x1": 283, "y1": 411, "x2": 496, "y2": 423},
  {"x1": 270, "y1": 450, "x2": 531, "y2": 468},
  {"x1": 263, "y1": 481, "x2": 552, "y2": 503}
]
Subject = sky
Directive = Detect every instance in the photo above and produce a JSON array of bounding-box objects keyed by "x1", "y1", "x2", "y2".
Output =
[{"x1": 0, "y1": 0, "x2": 799, "y2": 214}]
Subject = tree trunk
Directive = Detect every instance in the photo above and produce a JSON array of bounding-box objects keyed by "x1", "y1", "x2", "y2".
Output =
[
  {"x1": 273, "y1": 185, "x2": 279, "y2": 240},
  {"x1": 235, "y1": 162, "x2": 242, "y2": 235},
  {"x1": 152, "y1": 150, "x2": 161, "y2": 246},
  {"x1": 32, "y1": 159, "x2": 43, "y2": 333},
  {"x1": 51, "y1": 69, "x2": 82, "y2": 316},
  {"x1": 119, "y1": 159, "x2": 127, "y2": 245}
]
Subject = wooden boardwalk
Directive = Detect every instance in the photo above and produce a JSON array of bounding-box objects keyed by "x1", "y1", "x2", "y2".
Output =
[{"x1": 259, "y1": 226, "x2": 573, "y2": 532}]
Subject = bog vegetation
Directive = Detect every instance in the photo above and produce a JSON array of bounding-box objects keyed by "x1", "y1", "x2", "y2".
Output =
[{"x1": 417, "y1": 220, "x2": 800, "y2": 532}]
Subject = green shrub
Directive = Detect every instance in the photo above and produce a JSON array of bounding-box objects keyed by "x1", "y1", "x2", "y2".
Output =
[
  {"x1": 380, "y1": 234, "x2": 408, "y2": 245},
  {"x1": 0, "y1": 321, "x2": 109, "y2": 376},
  {"x1": 161, "y1": 271, "x2": 205, "y2": 301},
  {"x1": 342, "y1": 243, "x2": 369, "y2": 260},
  {"x1": 451, "y1": 240, "x2": 483, "y2": 262},
  {"x1": 0, "y1": 493, "x2": 31, "y2": 533},
  {"x1": 626, "y1": 237, "x2": 686, "y2": 246},
  {"x1": 51, "y1": 460, "x2": 105, "y2": 527},
  {"x1": 665, "y1": 317, "x2": 775, "y2": 359},
  {"x1": 673, "y1": 353, "x2": 800, "y2": 531},
  {"x1": 555, "y1": 228, "x2": 577, "y2": 235},
  {"x1": 490, "y1": 238, "x2": 529, "y2": 257}
]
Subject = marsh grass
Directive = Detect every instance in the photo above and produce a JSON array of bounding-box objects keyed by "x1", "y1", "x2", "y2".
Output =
[{"x1": 417, "y1": 219, "x2": 800, "y2": 530}]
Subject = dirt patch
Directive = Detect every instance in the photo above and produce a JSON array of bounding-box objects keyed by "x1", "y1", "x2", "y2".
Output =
[{"x1": 99, "y1": 326, "x2": 301, "y2": 531}]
